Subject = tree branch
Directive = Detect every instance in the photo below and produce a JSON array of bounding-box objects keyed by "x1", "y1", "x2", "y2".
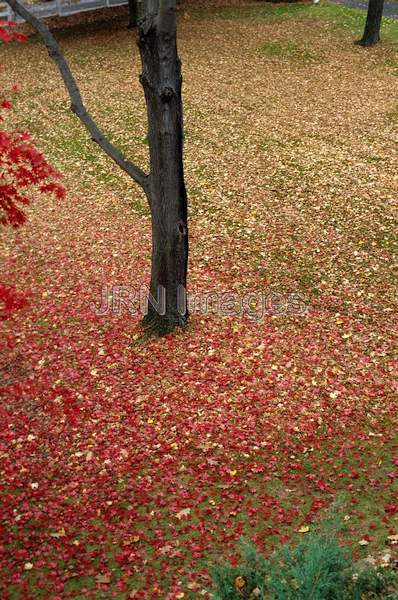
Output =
[{"x1": 5, "y1": 0, "x2": 149, "y2": 192}]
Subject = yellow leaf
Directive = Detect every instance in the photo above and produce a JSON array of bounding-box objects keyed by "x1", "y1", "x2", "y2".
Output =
[
  {"x1": 24, "y1": 563, "x2": 33, "y2": 570},
  {"x1": 50, "y1": 527, "x2": 66, "y2": 538},
  {"x1": 298, "y1": 525, "x2": 310, "y2": 534},
  {"x1": 235, "y1": 575, "x2": 246, "y2": 593},
  {"x1": 229, "y1": 469, "x2": 237, "y2": 477},
  {"x1": 358, "y1": 539, "x2": 369, "y2": 546}
]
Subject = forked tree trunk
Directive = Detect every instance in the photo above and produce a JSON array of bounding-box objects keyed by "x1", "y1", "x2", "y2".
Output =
[
  {"x1": 138, "y1": 3, "x2": 188, "y2": 336},
  {"x1": 5, "y1": 0, "x2": 189, "y2": 338},
  {"x1": 356, "y1": 0, "x2": 385, "y2": 46}
]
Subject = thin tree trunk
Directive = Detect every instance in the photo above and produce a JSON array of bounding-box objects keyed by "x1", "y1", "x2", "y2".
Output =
[
  {"x1": 138, "y1": 3, "x2": 188, "y2": 336},
  {"x1": 127, "y1": 0, "x2": 138, "y2": 29},
  {"x1": 356, "y1": 0, "x2": 385, "y2": 46}
]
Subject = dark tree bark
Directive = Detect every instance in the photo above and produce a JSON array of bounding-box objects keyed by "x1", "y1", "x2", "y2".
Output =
[
  {"x1": 138, "y1": 1, "x2": 188, "y2": 336},
  {"x1": 6, "y1": 0, "x2": 189, "y2": 337},
  {"x1": 127, "y1": 0, "x2": 138, "y2": 29},
  {"x1": 356, "y1": 0, "x2": 385, "y2": 46}
]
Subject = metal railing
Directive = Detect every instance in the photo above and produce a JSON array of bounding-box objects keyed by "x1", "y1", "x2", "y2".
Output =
[{"x1": 0, "y1": 0, "x2": 131, "y2": 23}]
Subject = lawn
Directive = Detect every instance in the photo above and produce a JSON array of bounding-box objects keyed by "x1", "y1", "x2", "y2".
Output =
[{"x1": 0, "y1": 2, "x2": 397, "y2": 598}]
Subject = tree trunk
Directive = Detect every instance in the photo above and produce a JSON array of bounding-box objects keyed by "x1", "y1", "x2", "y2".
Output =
[
  {"x1": 137, "y1": 4, "x2": 188, "y2": 336},
  {"x1": 356, "y1": 0, "x2": 385, "y2": 46},
  {"x1": 127, "y1": 0, "x2": 138, "y2": 29}
]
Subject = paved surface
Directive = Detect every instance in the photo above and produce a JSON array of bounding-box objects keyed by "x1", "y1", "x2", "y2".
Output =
[{"x1": 333, "y1": 0, "x2": 398, "y2": 19}]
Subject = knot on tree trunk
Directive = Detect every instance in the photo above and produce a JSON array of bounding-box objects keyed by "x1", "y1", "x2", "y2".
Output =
[
  {"x1": 139, "y1": 14, "x2": 156, "y2": 36},
  {"x1": 160, "y1": 86, "x2": 174, "y2": 102},
  {"x1": 177, "y1": 222, "x2": 187, "y2": 236}
]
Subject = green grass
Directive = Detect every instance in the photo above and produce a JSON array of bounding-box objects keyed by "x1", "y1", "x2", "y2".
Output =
[
  {"x1": 386, "y1": 105, "x2": 398, "y2": 121},
  {"x1": 385, "y1": 53, "x2": 398, "y2": 73},
  {"x1": 199, "y1": 2, "x2": 398, "y2": 44},
  {"x1": 198, "y1": 2, "x2": 312, "y2": 21},
  {"x1": 258, "y1": 40, "x2": 319, "y2": 62}
]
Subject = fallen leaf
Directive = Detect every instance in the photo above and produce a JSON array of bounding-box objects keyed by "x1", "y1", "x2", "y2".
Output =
[{"x1": 298, "y1": 525, "x2": 310, "y2": 534}]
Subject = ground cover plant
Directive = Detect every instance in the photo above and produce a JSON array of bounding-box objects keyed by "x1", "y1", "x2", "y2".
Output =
[
  {"x1": 0, "y1": 1, "x2": 397, "y2": 598},
  {"x1": 210, "y1": 508, "x2": 398, "y2": 599}
]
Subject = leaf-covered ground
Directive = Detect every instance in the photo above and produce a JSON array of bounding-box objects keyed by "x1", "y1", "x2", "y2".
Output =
[{"x1": 1, "y1": 2, "x2": 397, "y2": 598}]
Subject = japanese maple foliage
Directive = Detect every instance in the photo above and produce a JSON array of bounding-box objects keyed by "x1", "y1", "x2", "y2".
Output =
[
  {"x1": 0, "y1": 19, "x2": 25, "y2": 44},
  {"x1": 0, "y1": 20, "x2": 64, "y2": 320}
]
